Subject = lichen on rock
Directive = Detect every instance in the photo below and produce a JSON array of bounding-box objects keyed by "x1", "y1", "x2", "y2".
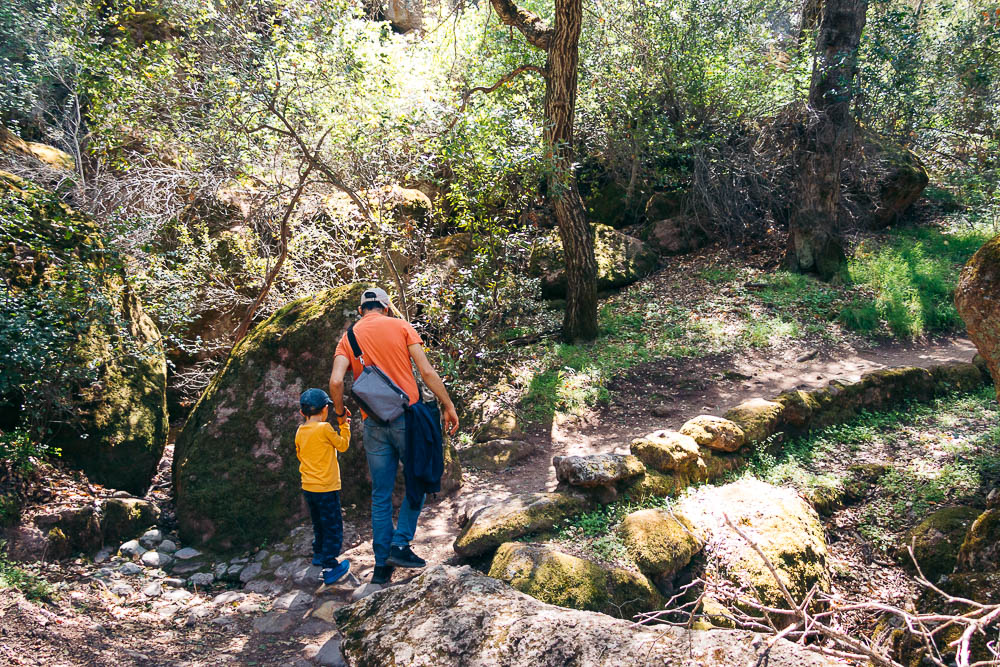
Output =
[
  {"x1": 955, "y1": 235, "x2": 1000, "y2": 401},
  {"x1": 453, "y1": 492, "x2": 588, "y2": 558},
  {"x1": 619, "y1": 508, "x2": 701, "y2": 579},
  {"x1": 679, "y1": 415, "x2": 745, "y2": 452},
  {"x1": 899, "y1": 506, "x2": 980, "y2": 581},
  {"x1": 723, "y1": 398, "x2": 784, "y2": 444}
]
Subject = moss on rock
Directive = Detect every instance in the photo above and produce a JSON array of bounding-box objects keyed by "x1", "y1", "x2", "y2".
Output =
[
  {"x1": 101, "y1": 497, "x2": 161, "y2": 543},
  {"x1": 679, "y1": 415, "x2": 745, "y2": 452},
  {"x1": 488, "y1": 542, "x2": 663, "y2": 617},
  {"x1": 899, "y1": 506, "x2": 980, "y2": 581},
  {"x1": 723, "y1": 398, "x2": 784, "y2": 444},
  {"x1": 529, "y1": 224, "x2": 658, "y2": 299},
  {"x1": 1, "y1": 171, "x2": 168, "y2": 494},
  {"x1": 453, "y1": 492, "x2": 588, "y2": 558},
  {"x1": 956, "y1": 508, "x2": 1000, "y2": 572},
  {"x1": 620, "y1": 508, "x2": 701, "y2": 578},
  {"x1": 629, "y1": 430, "x2": 702, "y2": 474},
  {"x1": 930, "y1": 362, "x2": 988, "y2": 394},
  {"x1": 173, "y1": 283, "x2": 459, "y2": 551},
  {"x1": 676, "y1": 478, "x2": 830, "y2": 610}
]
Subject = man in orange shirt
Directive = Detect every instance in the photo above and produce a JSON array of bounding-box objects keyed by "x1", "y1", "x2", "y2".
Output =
[{"x1": 329, "y1": 287, "x2": 459, "y2": 587}]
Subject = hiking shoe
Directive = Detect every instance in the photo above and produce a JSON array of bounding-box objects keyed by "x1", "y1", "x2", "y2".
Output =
[
  {"x1": 371, "y1": 565, "x2": 394, "y2": 585},
  {"x1": 387, "y1": 545, "x2": 426, "y2": 569},
  {"x1": 321, "y1": 560, "x2": 351, "y2": 585}
]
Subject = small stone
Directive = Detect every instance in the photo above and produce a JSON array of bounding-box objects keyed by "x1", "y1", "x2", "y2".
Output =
[
  {"x1": 171, "y1": 560, "x2": 205, "y2": 575},
  {"x1": 211, "y1": 615, "x2": 237, "y2": 627},
  {"x1": 189, "y1": 572, "x2": 214, "y2": 588},
  {"x1": 267, "y1": 553, "x2": 285, "y2": 569},
  {"x1": 142, "y1": 581, "x2": 163, "y2": 597},
  {"x1": 310, "y1": 600, "x2": 339, "y2": 623},
  {"x1": 313, "y1": 636, "x2": 346, "y2": 667},
  {"x1": 112, "y1": 490, "x2": 132, "y2": 498},
  {"x1": 139, "y1": 529, "x2": 164, "y2": 549},
  {"x1": 141, "y1": 551, "x2": 173, "y2": 569},
  {"x1": 162, "y1": 578, "x2": 185, "y2": 588},
  {"x1": 292, "y1": 564, "x2": 323, "y2": 587},
  {"x1": 237, "y1": 599, "x2": 265, "y2": 614},
  {"x1": 254, "y1": 550, "x2": 270, "y2": 563},
  {"x1": 110, "y1": 583, "x2": 133, "y2": 597},
  {"x1": 94, "y1": 547, "x2": 113, "y2": 564},
  {"x1": 213, "y1": 591, "x2": 246, "y2": 605},
  {"x1": 252, "y1": 611, "x2": 296, "y2": 634},
  {"x1": 163, "y1": 588, "x2": 192, "y2": 602},
  {"x1": 275, "y1": 558, "x2": 308, "y2": 580},
  {"x1": 93, "y1": 567, "x2": 114, "y2": 579},
  {"x1": 230, "y1": 557, "x2": 249, "y2": 565},
  {"x1": 156, "y1": 603, "x2": 180, "y2": 619},
  {"x1": 226, "y1": 563, "x2": 243, "y2": 578},
  {"x1": 245, "y1": 579, "x2": 284, "y2": 595},
  {"x1": 186, "y1": 605, "x2": 214, "y2": 623},
  {"x1": 214, "y1": 563, "x2": 229, "y2": 579},
  {"x1": 119, "y1": 562, "x2": 143, "y2": 576},
  {"x1": 174, "y1": 547, "x2": 202, "y2": 560},
  {"x1": 158, "y1": 540, "x2": 178, "y2": 554},
  {"x1": 239, "y1": 562, "x2": 263, "y2": 583},
  {"x1": 119, "y1": 540, "x2": 146, "y2": 559},
  {"x1": 274, "y1": 590, "x2": 314, "y2": 612}
]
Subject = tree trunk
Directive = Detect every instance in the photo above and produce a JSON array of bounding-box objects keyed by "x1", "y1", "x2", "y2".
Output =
[
  {"x1": 787, "y1": 0, "x2": 868, "y2": 281},
  {"x1": 544, "y1": 0, "x2": 597, "y2": 341}
]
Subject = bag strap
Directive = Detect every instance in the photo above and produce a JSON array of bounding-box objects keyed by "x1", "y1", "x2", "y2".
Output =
[{"x1": 346, "y1": 323, "x2": 365, "y2": 366}]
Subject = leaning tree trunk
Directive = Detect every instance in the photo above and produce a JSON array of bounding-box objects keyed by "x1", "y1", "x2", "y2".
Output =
[
  {"x1": 787, "y1": 0, "x2": 869, "y2": 280},
  {"x1": 545, "y1": 0, "x2": 597, "y2": 342}
]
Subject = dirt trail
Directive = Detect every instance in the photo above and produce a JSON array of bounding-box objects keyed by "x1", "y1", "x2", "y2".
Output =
[{"x1": 382, "y1": 335, "x2": 979, "y2": 577}]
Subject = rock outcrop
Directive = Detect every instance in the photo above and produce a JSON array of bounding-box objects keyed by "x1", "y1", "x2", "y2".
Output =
[
  {"x1": 675, "y1": 478, "x2": 830, "y2": 610},
  {"x1": 956, "y1": 508, "x2": 1000, "y2": 572},
  {"x1": 0, "y1": 171, "x2": 168, "y2": 494},
  {"x1": 529, "y1": 224, "x2": 658, "y2": 299},
  {"x1": 620, "y1": 508, "x2": 701, "y2": 579},
  {"x1": 956, "y1": 235, "x2": 1000, "y2": 400},
  {"x1": 460, "y1": 439, "x2": 537, "y2": 470},
  {"x1": 335, "y1": 565, "x2": 840, "y2": 666},
  {"x1": 679, "y1": 415, "x2": 746, "y2": 452},
  {"x1": 488, "y1": 542, "x2": 662, "y2": 617},
  {"x1": 174, "y1": 283, "x2": 461, "y2": 550},
  {"x1": 854, "y1": 128, "x2": 929, "y2": 228},
  {"x1": 899, "y1": 506, "x2": 980, "y2": 581}
]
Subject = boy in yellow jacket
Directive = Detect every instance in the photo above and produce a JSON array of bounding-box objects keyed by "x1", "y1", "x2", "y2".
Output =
[{"x1": 296, "y1": 388, "x2": 352, "y2": 585}]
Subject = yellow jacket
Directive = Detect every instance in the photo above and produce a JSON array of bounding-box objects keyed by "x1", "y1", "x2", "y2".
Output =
[{"x1": 294, "y1": 421, "x2": 350, "y2": 492}]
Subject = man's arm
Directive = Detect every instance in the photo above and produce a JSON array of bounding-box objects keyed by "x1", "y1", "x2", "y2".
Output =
[
  {"x1": 408, "y1": 343, "x2": 459, "y2": 434},
  {"x1": 329, "y1": 354, "x2": 351, "y2": 418}
]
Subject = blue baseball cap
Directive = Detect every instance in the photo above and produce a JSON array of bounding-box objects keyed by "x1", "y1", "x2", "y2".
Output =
[{"x1": 300, "y1": 388, "x2": 333, "y2": 416}]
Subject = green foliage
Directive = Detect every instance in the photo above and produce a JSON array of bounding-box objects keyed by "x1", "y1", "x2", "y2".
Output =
[
  {"x1": 0, "y1": 429, "x2": 58, "y2": 474},
  {"x1": 0, "y1": 543, "x2": 54, "y2": 601},
  {"x1": 842, "y1": 225, "x2": 991, "y2": 337}
]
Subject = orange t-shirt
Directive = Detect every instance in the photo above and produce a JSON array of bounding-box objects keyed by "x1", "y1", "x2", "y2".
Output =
[{"x1": 335, "y1": 313, "x2": 423, "y2": 410}]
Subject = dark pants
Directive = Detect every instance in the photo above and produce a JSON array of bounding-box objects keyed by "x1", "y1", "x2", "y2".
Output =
[{"x1": 303, "y1": 489, "x2": 343, "y2": 568}]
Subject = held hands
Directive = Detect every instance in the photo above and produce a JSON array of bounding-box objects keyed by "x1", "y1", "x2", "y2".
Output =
[{"x1": 336, "y1": 407, "x2": 351, "y2": 425}]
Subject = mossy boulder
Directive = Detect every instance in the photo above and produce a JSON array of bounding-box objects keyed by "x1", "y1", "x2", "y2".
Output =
[
  {"x1": 898, "y1": 506, "x2": 980, "y2": 581},
  {"x1": 453, "y1": 492, "x2": 589, "y2": 558},
  {"x1": 0, "y1": 126, "x2": 75, "y2": 171},
  {"x1": 475, "y1": 408, "x2": 524, "y2": 443},
  {"x1": 620, "y1": 508, "x2": 701, "y2": 579},
  {"x1": 529, "y1": 224, "x2": 658, "y2": 299},
  {"x1": 33, "y1": 506, "x2": 102, "y2": 558},
  {"x1": 173, "y1": 284, "x2": 395, "y2": 550},
  {"x1": 629, "y1": 430, "x2": 702, "y2": 474},
  {"x1": 956, "y1": 508, "x2": 1000, "y2": 572},
  {"x1": 854, "y1": 128, "x2": 929, "y2": 228},
  {"x1": 930, "y1": 361, "x2": 988, "y2": 394},
  {"x1": 774, "y1": 390, "x2": 821, "y2": 428},
  {"x1": 956, "y1": 235, "x2": 1000, "y2": 401},
  {"x1": 0, "y1": 171, "x2": 168, "y2": 494},
  {"x1": 488, "y1": 542, "x2": 663, "y2": 617},
  {"x1": 679, "y1": 415, "x2": 745, "y2": 452},
  {"x1": 676, "y1": 478, "x2": 830, "y2": 610},
  {"x1": 642, "y1": 216, "x2": 706, "y2": 255},
  {"x1": 723, "y1": 398, "x2": 784, "y2": 444},
  {"x1": 101, "y1": 497, "x2": 161, "y2": 543}
]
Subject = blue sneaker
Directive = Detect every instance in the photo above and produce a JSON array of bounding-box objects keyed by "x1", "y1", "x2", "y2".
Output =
[
  {"x1": 322, "y1": 560, "x2": 350, "y2": 585},
  {"x1": 312, "y1": 555, "x2": 323, "y2": 566}
]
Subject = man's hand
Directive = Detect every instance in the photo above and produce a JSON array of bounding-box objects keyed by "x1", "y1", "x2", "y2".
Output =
[
  {"x1": 336, "y1": 406, "x2": 351, "y2": 426},
  {"x1": 442, "y1": 403, "x2": 459, "y2": 435}
]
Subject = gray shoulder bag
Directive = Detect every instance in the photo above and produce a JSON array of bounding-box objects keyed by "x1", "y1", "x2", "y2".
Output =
[{"x1": 346, "y1": 323, "x2": 410, "y2": 424}]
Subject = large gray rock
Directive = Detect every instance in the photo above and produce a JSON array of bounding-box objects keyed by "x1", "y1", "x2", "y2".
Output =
[
  {"x1": 552, "y1": 454, "x2": 645, "y2": 488},
  {"x1": 334, "y1": 565, "x2": 839, "y2": 666}
]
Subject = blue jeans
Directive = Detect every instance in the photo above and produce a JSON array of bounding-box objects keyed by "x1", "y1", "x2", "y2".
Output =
[
  {"x1": 303, "y1": 489, "x2": 343, "y2": 568},
  {"x1": 365, "y1": 415, "x2": 424, "y2": 566}
]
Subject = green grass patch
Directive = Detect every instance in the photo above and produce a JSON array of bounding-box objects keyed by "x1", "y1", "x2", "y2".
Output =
[
  {"x1": 841, "y1": 225, "x2": 991, "y2": 337},
  {"x1": 0, "y1": 544, "x2": 54, "y2": 601},
  {"x1": 552, "y1": 494, "x2": 672, "y2": 565}
]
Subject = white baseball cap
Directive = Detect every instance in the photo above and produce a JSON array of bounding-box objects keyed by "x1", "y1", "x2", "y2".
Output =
[{"x1": 360, "y1": 287, "x2": 391, "y2": 309}]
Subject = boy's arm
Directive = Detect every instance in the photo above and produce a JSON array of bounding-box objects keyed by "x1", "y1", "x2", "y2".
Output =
[{"x1": 325, "y1": 422, "x2": 351, "y2": 453}]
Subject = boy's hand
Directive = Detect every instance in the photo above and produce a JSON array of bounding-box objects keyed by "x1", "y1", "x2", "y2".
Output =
[{"x1": 337, "y1": 407, "x2": 351, "y2": 425}]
